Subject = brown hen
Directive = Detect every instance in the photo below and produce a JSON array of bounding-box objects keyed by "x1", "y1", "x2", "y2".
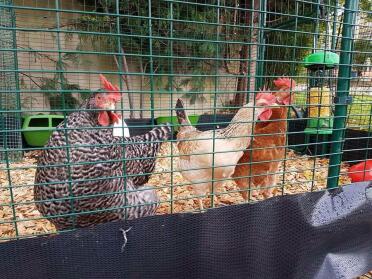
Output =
[
  {"x1": 232, "y1": 77, "x2": 296, "y2": 200},
  {"x1": 175, "y1": 93, "x2": 277, "y2": 210}
]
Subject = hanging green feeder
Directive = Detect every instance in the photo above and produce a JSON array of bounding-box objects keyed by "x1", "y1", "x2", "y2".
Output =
[
  {"x1": 304, "y1": 51, "x2": 339, "y2": 131},
  {"x1": 304, "y1": 51, "x2": 340, "y2": 69},
  {"x1": 303, "y1": 51, "x2": 339, "y2": 155}
]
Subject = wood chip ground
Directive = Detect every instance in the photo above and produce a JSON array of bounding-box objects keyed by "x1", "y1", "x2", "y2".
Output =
[
  {"x1": 2, "y1": 145, "x2": 370, "y2": 278},
  {"x1": 0, "y1": 143, "x2": 351, "y2": 239}
]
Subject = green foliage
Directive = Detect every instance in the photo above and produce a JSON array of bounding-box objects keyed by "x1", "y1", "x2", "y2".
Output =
[
  {"x1": 353, "y1": 39, "x2": 372, "y2": 75},
  {"x1": 264, "y1": 0, "x2": 322, "y2": 80},
  {"x1": 40, "y1": 78, "x2": 80, "y2": 112},
  {"x1": 179, "y1": 68, "x2": 208, "y2": 105},
  {"x1": 75, "y1": 15, "x2": 117, "y2": 53},
  {"x1": 265, "y1": 23, "x2": 314, "y2": 78},
  {"x1": 75, "y1": 0, "x2": 332, "y2": 104},
  {"x1": 19, "y1": 44, "x2": 88, "y2": 112},
  {"x1": 75, "y1": 0, "x2": 228, "y2": 104},
  {"x1": 360, "y1": 0, "x2": 372, "y2": 21},
  {"x1": 40, "y1": 58, "x2": 84, "y2": 112}
]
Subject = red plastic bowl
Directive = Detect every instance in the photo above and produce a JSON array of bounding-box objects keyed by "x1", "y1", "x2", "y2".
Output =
[{"x1": 348, "y1": 160, "x2": 372, "y2": 182}]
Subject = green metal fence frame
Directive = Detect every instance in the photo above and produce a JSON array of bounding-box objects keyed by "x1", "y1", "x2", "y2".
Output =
[
  {"x1": 327, "y1": 0, "x2": 360, "y2": 188},
  {"x1": 0, "y1": 0, "x2": 23, "y2": 162},
  {"x1": 0, "y1": 0, "x2": 370, "y2": 242}
]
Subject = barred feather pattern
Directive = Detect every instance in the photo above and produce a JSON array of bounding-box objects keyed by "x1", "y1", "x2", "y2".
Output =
[
  {"x1": 121, "y1": 126, "x2": 171, "y2": 186},
  {"x1": 34, "y1": 98, "x2": 170, "y2": 230}
]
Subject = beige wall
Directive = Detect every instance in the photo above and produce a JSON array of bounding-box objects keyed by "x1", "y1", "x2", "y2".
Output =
[{"x1": 15, "y1": 0, "x2": 245, "y2": 119}]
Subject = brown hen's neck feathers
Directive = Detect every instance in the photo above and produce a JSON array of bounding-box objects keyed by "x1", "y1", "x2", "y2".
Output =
[
  {"x1": 273, "y1": 106, "x2": 289, "y2": 121},
  {"x1": 255, "y1": 106, "x2": 288, "y2": 131}
]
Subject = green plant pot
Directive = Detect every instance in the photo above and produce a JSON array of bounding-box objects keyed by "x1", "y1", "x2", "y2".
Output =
[
  {"x1": 156, "y1": 115, "x2": 200, "y2": 131},
  {"x1": 22, "y1": 115, "x2": 65, "y2": 147}
]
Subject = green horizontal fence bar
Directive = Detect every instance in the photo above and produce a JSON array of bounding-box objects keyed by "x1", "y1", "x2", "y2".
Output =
[{"x1": 0, "y1": 0, "x2": 371, "y2": 242}]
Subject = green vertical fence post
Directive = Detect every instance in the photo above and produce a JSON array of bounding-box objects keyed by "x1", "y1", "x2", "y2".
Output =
[
  {"x1": 327, "y1": 0, "x2": 359, "y2": 189},
  {"x1": 10, "y1": 0, "x2": 22, "y2": 161},
  {"x1": 54, "y1": 0, "x2": 76, "y2": 228},
  {"x1": 168, "y1": 0, "x2": 174, "y2": 214},
  {"x1": 210, "y1": 0, "x2": 221, "y2": 209},
  {"x1": 255, "y1": 0, "x2": 266, "y2": 90},
  {"x1": 331, "y1": 0, "x2": 339, "y2": 51},
  {"x1": 148, "y1": 0, "x2": 155, "y2": 124}
]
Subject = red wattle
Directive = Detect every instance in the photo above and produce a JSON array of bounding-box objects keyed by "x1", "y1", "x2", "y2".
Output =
[
  {"x1": 108, "y1": 111, "x2": 121, "y2": 124},
  {"x1": 259, "y1": 108, "x2": 272, "y2": 121},
  {"x1": 98, "y1": 111, "x2": 110, "y2": 126}
]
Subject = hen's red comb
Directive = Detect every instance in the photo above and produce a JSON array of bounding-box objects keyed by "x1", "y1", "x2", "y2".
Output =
[
  {"x1": 273, "y1": 77, "x2": 296, "y2": 90},
  {"x1": 100, "y1": 74, "x2": 120, "y2": 92},
  {"x1": 99, "y1": 74, "x2": 121, "y2": 100},
  {"x1": 256, "y1": 92, "x2": 276, "y2": 104}
]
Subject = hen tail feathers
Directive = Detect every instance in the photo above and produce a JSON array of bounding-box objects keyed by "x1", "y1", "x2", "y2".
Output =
[
  {"x1": 149, "y1": 123, "x2": 172, "y2": 141},
  {"x1": 175, "y1": 99, "x2": 191, "y2": 125}
]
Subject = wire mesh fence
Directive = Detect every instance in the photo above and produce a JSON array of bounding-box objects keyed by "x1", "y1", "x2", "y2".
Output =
[
  {"x1": 0, "y1": 0, "x2": 371, "y2": 256},
  {"x1": 0, "y1": 0, "x2": 23, "y2": 162}
]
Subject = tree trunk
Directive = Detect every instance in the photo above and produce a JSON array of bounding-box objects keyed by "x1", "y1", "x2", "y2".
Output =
[
  {"x1": 233, "y1": 43, "x2": 249, "y2": 106},
  {"x1": 99, "y1": 1, "x2": 135, "y2": 118},
  {"x1": 232, "y1": 0, "x2": 260, "y2": 107},
  {"x1": 113, "y1": 48, "x2": 135, "y2": 119},
  {"x1": 139, "y1": 60, "x2": 146, "y2": 119}
]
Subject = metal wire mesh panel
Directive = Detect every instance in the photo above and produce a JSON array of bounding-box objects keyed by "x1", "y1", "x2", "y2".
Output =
[
  {"x1": 0, "y1": 4, "x2": 371, "y2": 272},
  {"x1": 332, "y1": 2, "x2": 372, "y2": 189},
  {"x1": 0, "y1": 0, "x2": 23, "y2": 162}
]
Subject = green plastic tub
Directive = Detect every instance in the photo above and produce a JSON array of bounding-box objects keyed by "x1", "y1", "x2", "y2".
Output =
[
  {"x1": 156, "y1": 115, "x2": 200, "y2": 131},
  {"x1": 22, "y1": 114, "x2": 65, "y2": 147},
  {"x1": 303, "y1": 51, "x2": 340, "y2": 69}
]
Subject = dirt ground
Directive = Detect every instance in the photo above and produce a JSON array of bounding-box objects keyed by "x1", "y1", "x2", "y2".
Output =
[
  {"x1": 0, "y1": 142, "x2": 351, "y2": 239},
  {"x1": 1, "y1": 144, "x2": 370, "y2": 278}
]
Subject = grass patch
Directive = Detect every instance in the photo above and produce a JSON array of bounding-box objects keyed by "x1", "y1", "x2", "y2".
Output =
[{"x1": 293, "y1": 92, "x2": 372, "y2": 131}]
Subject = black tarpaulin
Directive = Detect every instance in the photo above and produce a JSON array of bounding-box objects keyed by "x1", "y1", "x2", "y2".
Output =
[{"x1": 1, "y1": 182, "x2": 371, "y2": 279}]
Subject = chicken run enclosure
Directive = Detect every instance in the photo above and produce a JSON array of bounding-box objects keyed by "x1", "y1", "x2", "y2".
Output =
[{"x1": 0, "y1": 0, "x2": 372, "y2": 277}]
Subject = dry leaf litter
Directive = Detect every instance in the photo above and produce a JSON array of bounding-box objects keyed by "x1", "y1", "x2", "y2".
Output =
[
  {"x1": 0, "y1": 147, "x2": 368, "y2": 279},
  {"x1": 1, "y1": 142, "x2": 351, "y2": 239}
]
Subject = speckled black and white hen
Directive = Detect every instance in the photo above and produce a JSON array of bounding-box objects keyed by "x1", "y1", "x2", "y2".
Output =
[{"x1": 34, "y1": 75, "x2": 170, "y2": 230}]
